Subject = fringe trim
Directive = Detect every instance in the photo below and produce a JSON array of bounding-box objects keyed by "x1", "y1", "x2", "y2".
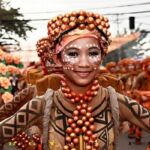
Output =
[
  {"x1": 42, "y1": 88, "x2": 54, "y2": 150},
  {"x1": 107, "y1": 86, "x2": 120, "y2": 150}
]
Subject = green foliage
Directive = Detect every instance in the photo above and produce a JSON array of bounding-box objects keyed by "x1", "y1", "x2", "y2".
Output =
[
  {"x1": 16, "y1": 62, "x2": 24, "y2": 69},
  {"x1": 0, "y1": 0, "x2": 35, "y2": 45}
]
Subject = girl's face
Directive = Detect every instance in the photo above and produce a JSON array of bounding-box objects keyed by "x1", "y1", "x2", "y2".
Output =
[{"x1": 60, "y1": 37, "x2": 102, "y2": 86}]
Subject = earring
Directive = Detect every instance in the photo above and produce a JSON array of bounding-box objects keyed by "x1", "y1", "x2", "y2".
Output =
[{"x1": 94, "y1": 67, "x2": 97, "y2": 70}]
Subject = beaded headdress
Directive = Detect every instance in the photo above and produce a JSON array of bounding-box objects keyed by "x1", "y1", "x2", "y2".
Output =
[{"x1": 36, "y1": 10, "x2": 111, "y2": 73}]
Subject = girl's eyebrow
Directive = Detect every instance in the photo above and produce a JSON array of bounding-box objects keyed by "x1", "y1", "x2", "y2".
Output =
[
  {"x1": 65, "y1": 47, "x2": 79, "y2": 52},
  {"x1": 88, "y1": 46, "x2": 101, "y2": 50},
  {"x1": 65, "y1": 44, "x2": 81, "y2": 50}
]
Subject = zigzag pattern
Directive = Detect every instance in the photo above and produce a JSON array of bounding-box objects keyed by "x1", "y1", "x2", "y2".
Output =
[
  {"x1": 0, "y1": 86, "x2": 36, "y2": 121},
  {"x1": 0, "y1": 98, "x2": 43, "y2": 145},
  {"x1": 125, "y1": 96, "x2": 150, "y2": 118}
]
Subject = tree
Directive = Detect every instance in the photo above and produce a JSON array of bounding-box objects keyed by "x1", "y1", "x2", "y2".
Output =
[{"x1": 0, "y1": 0, "x2": 35, "y2": 45}]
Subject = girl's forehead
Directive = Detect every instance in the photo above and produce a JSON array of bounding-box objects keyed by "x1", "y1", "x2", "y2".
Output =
[{"x1": 65, "y1": 37, "x2": 99, "y2": 48}]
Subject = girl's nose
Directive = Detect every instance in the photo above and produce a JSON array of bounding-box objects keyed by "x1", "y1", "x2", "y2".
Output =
[{"x1": 78, "y1": 54, "x2": 90, "y2": 68}]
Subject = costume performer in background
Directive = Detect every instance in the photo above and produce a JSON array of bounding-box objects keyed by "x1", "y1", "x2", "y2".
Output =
[{"x1": 0, "y1": 10, "x2": 150, "y2": 150}]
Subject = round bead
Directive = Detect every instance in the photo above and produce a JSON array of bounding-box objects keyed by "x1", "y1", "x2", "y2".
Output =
[
  {"x1": 73, "y1": 137, "x2": 79, "y2": 144},
  {"x1": 73, "y1": 110, "x2": 79, "y2": 116},
  {"x1": 51, "y1": 23, "x2": 56, "y2": 29},
  {"x1": 83, "y1": 95, "x2": 88, "y2": 101},
  {"x1": 62, "y1": 17, "x2": 69, "y2": 24},
  {"x1": 71, "y1": 92, "x2": 76, "y2": 97},
  {"x1": 71, "y1": 98, "x2": 75, "y2": 103},
  {"x1": 68, "y1": 118, "x2": 74, "y2": 124},
  {"x1": 82, "y1": 103, "x2": 87, "y2": 109},
  {"x1": 88, "y1": 24, "x2": 95, "y2": 30},
  {"x1": 104, "y1": 17, "x2": 109, "y2": 22},
  {"x1": 69, "y1": 22, "x2": 76, "y2": 27},
  {"x1": 61, "y1": 24, "x2": 67, "y2": 30},
  {"x1": 80, "y1": 109, "x2": 86, "y2": 115},
  {"x1": 86, "y1": 90, "x2": 92, "y2": 96},
  {"x1": 77, "y1": 120, "x2": 83, "y2": 126},
  {"x1": 70, "y1": 16, "x2": 76, "y2": 21},
  {"x1": 87, "y1": 17, "x2": 94, "y2": 23},
  {"x1": 78, "y1": 16, "x2": 85, "y2": 22},
  {"x1": 89, "y1": 125, "x2": 95, "y2": 131},
  {"x1": 79, "y1": 10, "x2": 86, "y2": 16},
  {"x1": 94, "y1": 141, "x2": 100, "y2": 148},
  {"x1": 95, "y1": 19, "x2": 101, "y2": 25},
  {"x1": 76, "y1": 105, "x2": 81, "y2": 110},
  {"x1": 82, "y1": 116, "x2": 87, "y2": 122},
  {"x1": 79, "y1": 24, "x2": 86, "y2": 30},
  {"x1": 83, "y1": 135, "x2": 89, "y2": 142},
  {"x1": 66, "y1": 127, "x2": 73, "y2": 134},
  {"x1": 93, "y1": 91, "x2": 98, "y2": 96},
  {"x1": 89, "y1": 117, "x2": 94, "y2": 123},
  {"x1": 64, "y1": 145, "x2": 69, "y2": 150},
  {"x1": 71, "y1": 123, "x2": 76, "y2": 129},
  {"x1": 91, "y1": 134, "x2": 97, "y2": 140},
  {"x1": 82, "y1": 126, "x2": 87, "y2": 133},
  {"x1": 79, "y1": 93, "x2": 83, "y2": 98},
  {"x1": 88, "y1": 96, "x2": 92, "y2": 102},
  {"x1": 105, "y1": 23, "x2": 110, "y2": 28},
  {"x1": 55, "y1": 20, "x2": 61, "y2": 26},
  {"x1": 86, "y1": 130, "x2": 92, "y2": 136},
  {"x1": 73, "y1": 116, "x2": 79, "y2": 121},
  {"x1": 66, "y1": 136, "x2": 71, "y2": 142},
  {"x1": 84, "y1": 121, "x2": 90, "y2": 127},
  {"x1": 86, "y1": 112, "x2": 92, "y2": 118},
  {"x1": 86, "y1": 145, "x2": 92, "y2": 150},
  {"x1": 69, "y1": 142, "x2": 74, "y2": 148},
  {"x1": 98, "y1": 25, "x2": 103, "y2": 30},
  {"x1": 70, "y1": 133, "x2": 76, "y2": 138},
  {"x1": 74, "y1": 127, "x2": 80, "y2": 134},
  {"x1": 75, "y1": 97, "x2": 80, "y2": 102},
  {"x1": 87, "y1": 106, "x2": 92, "y2": 112}
]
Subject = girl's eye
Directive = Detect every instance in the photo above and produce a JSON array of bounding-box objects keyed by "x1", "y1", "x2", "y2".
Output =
[
  {"x1": 67, "y1": 52, "x2": 78, "y2": 57},
  {"x1": 89, "y1": 51, "x2": 100, "y2": 57}
]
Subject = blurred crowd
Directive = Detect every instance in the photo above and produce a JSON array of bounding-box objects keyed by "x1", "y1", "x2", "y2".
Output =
[{"x1": 104, "y1": 57, "x2": 150, "y2": 145}]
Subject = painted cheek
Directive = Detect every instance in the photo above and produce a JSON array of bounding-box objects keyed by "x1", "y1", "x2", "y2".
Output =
[
  {"x1": 62, "y1": 53, "x2": 79, "y2": 65},
  {"x1": 88, "y1": 55, "x2": 101, "y2": 64}
]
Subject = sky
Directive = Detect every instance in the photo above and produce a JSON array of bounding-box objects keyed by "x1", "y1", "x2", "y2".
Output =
[{"x1": 10, "y1": 0, "x2": 150, "y2": 50}]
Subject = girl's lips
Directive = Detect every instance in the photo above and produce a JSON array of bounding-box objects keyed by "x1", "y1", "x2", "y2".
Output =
[{"x1": 75, "y1": 71, "x2": 91, "y2": 78}]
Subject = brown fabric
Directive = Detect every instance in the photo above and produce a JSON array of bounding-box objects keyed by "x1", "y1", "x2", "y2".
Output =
[
  {"x1": 134, "y1": 72, "x2": 150, "y2": 91},
  {"x1": 36, "y1": 74, "x2": 61, "y2": 96},
  {"x1": 107, "y1": 86, "x2": 120, "y2": 149},
  {"x1": 0, "y1": 85, "x2": 37, "y2": 121},
  {"x1": 98, "y1": 73, "x2": 124, "y2": 93}
]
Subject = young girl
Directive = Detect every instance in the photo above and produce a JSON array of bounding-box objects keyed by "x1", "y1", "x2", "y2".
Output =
[{"x1": 0, "y1": 10, "x2": 150, "y2": 150}]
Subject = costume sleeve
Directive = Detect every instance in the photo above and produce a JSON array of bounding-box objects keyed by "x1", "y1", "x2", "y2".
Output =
[
  {"x1": 117, "y1": 93, "x2": 150, "y2": 133},
  {"x1": 0, "y1": 95, "x2": 45, "y2": 147},
  {"x1": 132, "y1": 73, "x2": 144, "y2": 90},
  {"x1": 0, "y1": 85, "x2": 37, "y2": 121}
]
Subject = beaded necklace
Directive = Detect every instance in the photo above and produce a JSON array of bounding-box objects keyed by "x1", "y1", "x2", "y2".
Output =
[{"x1": 60, "y1": 79, "x2": 100, "y2": 150}]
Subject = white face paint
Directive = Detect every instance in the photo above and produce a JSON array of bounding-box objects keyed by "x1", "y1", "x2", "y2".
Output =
[
  {"x1": 62, "y1": 44, "x2": 101, "y2": 65},
  {"x1": 59, "y1": 37, "x2": 103, "y2": 87}
]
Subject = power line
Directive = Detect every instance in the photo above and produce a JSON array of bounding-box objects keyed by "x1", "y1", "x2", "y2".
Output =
[
  {"x1": 1, "y1": 9, "x2": 150, "y2": 22},
  {"x1": 20, "y1": 1, "x2": 150, "y2": 15},
  {"x1": 2, "y1": 1, "x2": 150, "y2": 16}
]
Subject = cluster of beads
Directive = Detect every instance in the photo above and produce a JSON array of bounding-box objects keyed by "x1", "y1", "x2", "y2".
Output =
[
  {"x1": 36, "y1": 37, "x2": 51, "y2": 62},
  {"x1": 10, "y1": 131, "x2": 41, "y2": 150},
  {"x1": 60, "y1": 79, "x2": 100, "y2": 150},
  {"x1": 36, "y1": 37, "x2": 55, "y2": 74},
  {"x1": 47, "y1": 10, "x2": 111, "y2": 42}
]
